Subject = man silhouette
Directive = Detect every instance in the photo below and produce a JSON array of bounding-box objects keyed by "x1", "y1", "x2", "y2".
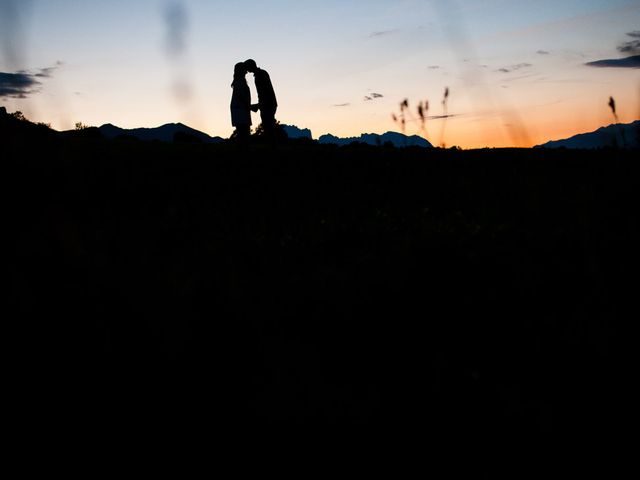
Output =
[{"x1": 244, "y1": 59, "x2": 278, "y2": 140}]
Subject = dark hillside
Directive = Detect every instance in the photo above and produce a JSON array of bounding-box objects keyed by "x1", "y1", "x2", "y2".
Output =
[{"x1": 5, "y1": 115, "x2": 638, "y2": 440}]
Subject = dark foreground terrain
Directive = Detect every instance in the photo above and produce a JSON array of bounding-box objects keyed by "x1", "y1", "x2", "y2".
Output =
[{"x1": 4, "y1": 116, "x2": 638, "y2": 447}]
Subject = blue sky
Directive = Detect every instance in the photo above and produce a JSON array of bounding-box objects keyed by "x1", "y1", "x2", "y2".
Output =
[{"x1": 1, "y1": 0, "x2": 639, "y2": 147}]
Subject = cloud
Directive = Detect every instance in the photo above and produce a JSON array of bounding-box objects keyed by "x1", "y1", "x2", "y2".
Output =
[
  {"x1": 585, "y1": 55, "x2": 640, "y2": 69},
  {"x1": 0, "y1": 62, "x2": 61, "y2": 98},
  {"x1": 428, "y1": 65, "x2": 440, "y2": 69},
  {"x1": 364, "y1": 93, "x2": 383, "y2": 102},
  {"x1": 617, "y1": 31, "x2": 640, "y2": 55},
  {"x1": 496, "y1": 63, "x2": 532, "y2": 73},
  {"x1": 34, "y1": 61, "x2": 63, "y2": 78},
  {"x1": 333, "y1": 103, "x2": 351, "y2": 107},
  {"x1": 503, "y1": 72, "x2": 539, "y2": 83},
  {"x1": 585, "y1": 31, "x2": 640, "y2": 69},
  {"x1": 369, "y1": 29, "x2": 399, "y2": 38},
  {"x1": 537, "y1": 50, "x2": 550, "y2": 55},
  {"x1": 0, "y1": 71, "x2": 40, "y2": 98},
  {"x1": 428, "y1": 114, "x2": 458, "y2": 120}
]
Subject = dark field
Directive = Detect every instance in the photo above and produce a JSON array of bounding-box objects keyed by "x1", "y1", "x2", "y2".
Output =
[{"x1": 5, "y1": 121, "x2": 638, "y2": 442}]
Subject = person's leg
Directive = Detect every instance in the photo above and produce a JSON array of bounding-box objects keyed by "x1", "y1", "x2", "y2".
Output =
[
  {"x1": 260, "y1": 108, "x2": 277, "y2": 141},
  {"x1": 235, "y1": 124, "x2": 250, "y2": 144},
  {"x1": 241, "y1": 124, "x2": 251, "y2": 142}
]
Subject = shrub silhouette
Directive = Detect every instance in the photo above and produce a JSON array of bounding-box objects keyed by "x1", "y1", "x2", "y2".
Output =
[
  {"x1": 68, "y1": 126, "x2": 102, "y2": 139},
  {"x1": 11, "y1": 110, "x2": 26, "y2": 121},
  {"x1": 252, "y1": 120, "x2": 288, "y2": 143}
]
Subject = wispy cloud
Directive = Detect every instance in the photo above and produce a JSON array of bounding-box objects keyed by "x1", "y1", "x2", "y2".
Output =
[
  {"x1": 617, "y1": 30, "x2": 640, "y2": 55},
  {"x1": 585, "y1": 55, "x2": 640, "y2": 69},
  {"x1": 536, "y1": 50, "x2": 550, "y2": 55},
  {"x1": 333, "y1": 103, "x2": 351, "y2": 107},
  {"x1": 364, "y1": 92, "x2": 384, "y2": 101},
  {"x1": 504, "y1": 72, "x2": 540, "y2": 83},
  {"x1": 428, "y1": 114, "x2": 458, "y2": 120},
  {"x1": 369, "y1": 29, "x2": 399, "y2": 38},
  {"x1": 34, "y1": 61, "x2": 64, "y2": 78},
  {"x1": 496, "y1": 63, "x2": 533, "y2": 73}
]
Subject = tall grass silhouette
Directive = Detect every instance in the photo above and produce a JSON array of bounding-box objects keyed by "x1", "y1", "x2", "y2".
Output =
[
  {"x1": 392, "y1": 87, "x2": 451, "y2": 147},
  {"x1": 609, "y1": 95, "x2": 628, "y2": 148},
  {"x1": 609, "y1": 96, "x2": 619, "y2": 124},
  {"x1": 391, "y1": 99, "x2": 409, "y2": 136},
  {"x1": 417, "y1": 99, "x2": 429, "y2": 139},
  {"x1": 439, "y1": 87, "x2": 450, "y2": 148}
]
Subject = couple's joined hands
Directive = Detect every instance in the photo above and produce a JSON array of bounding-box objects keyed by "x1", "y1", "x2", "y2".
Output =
[{"x1": 251, "y1": 104, "x2": 260, "y2": 112}]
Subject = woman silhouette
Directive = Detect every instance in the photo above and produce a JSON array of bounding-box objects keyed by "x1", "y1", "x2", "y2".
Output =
[{"x1": 230, "y1": 62, "x2": 252, "y2": 143}]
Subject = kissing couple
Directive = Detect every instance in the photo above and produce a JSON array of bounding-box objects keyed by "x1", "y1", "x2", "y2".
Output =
[{"x1": 230, "y1": 59, "x2": 278, "y2": 143}]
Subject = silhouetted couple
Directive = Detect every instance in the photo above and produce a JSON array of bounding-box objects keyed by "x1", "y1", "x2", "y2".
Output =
[{"x1": 230, "y1": 59, "x2": 278, "y2": 144}]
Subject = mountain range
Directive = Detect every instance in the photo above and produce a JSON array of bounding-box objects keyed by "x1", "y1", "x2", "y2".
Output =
[
  {"x1": 2, "y1": 106, "x2": 638, "y2": 148},
  {"x1": 535, "y1": 120, "x2": 640, "y2": 149},
  {"x1": 99, "y1": 120, "x2": 637, "y2": 150},
  {"x1": 280, "y1": 124, "x2": 433, "y2": 147},
  {"x1": 93, "y1": 121, "x2": 433, "y2": 148},
  {"x1": 94, "y1": 120, "x2": 639, "y2": 149},
  {"x1": 97, "y1": 123, "x2": 225, "y2": 143}
]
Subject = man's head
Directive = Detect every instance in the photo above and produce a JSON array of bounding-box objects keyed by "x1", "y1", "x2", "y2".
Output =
[{"x1": 244, "y1": 59, "x2": 257, "y2": 73}]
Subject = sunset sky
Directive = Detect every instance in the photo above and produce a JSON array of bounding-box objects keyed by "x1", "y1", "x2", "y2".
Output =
[{"x1": 1, "y1": 0, "x2": 639, "y2": 148}]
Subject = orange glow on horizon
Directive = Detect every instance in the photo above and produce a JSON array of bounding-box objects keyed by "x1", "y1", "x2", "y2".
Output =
[{"x1": 4, "y1": 78, "x2": 638, "y2": 150}]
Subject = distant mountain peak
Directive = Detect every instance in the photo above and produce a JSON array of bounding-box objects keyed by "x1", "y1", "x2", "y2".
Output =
[
  {"x1": 280, "y1": 124, "x2": 432, "y2": 147},
  {"x1": 535, "y1": 120, "x2": 640, "y2": 149},
  {"x1": 281, "y1": 124, "x2": 313, "y2": 140},
  {"x1": 98, "y1": 122, "x2": 224, "y2": 143},
  {"x1": 318, "y1": 131, "x2": 432, "y2": 148}
]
